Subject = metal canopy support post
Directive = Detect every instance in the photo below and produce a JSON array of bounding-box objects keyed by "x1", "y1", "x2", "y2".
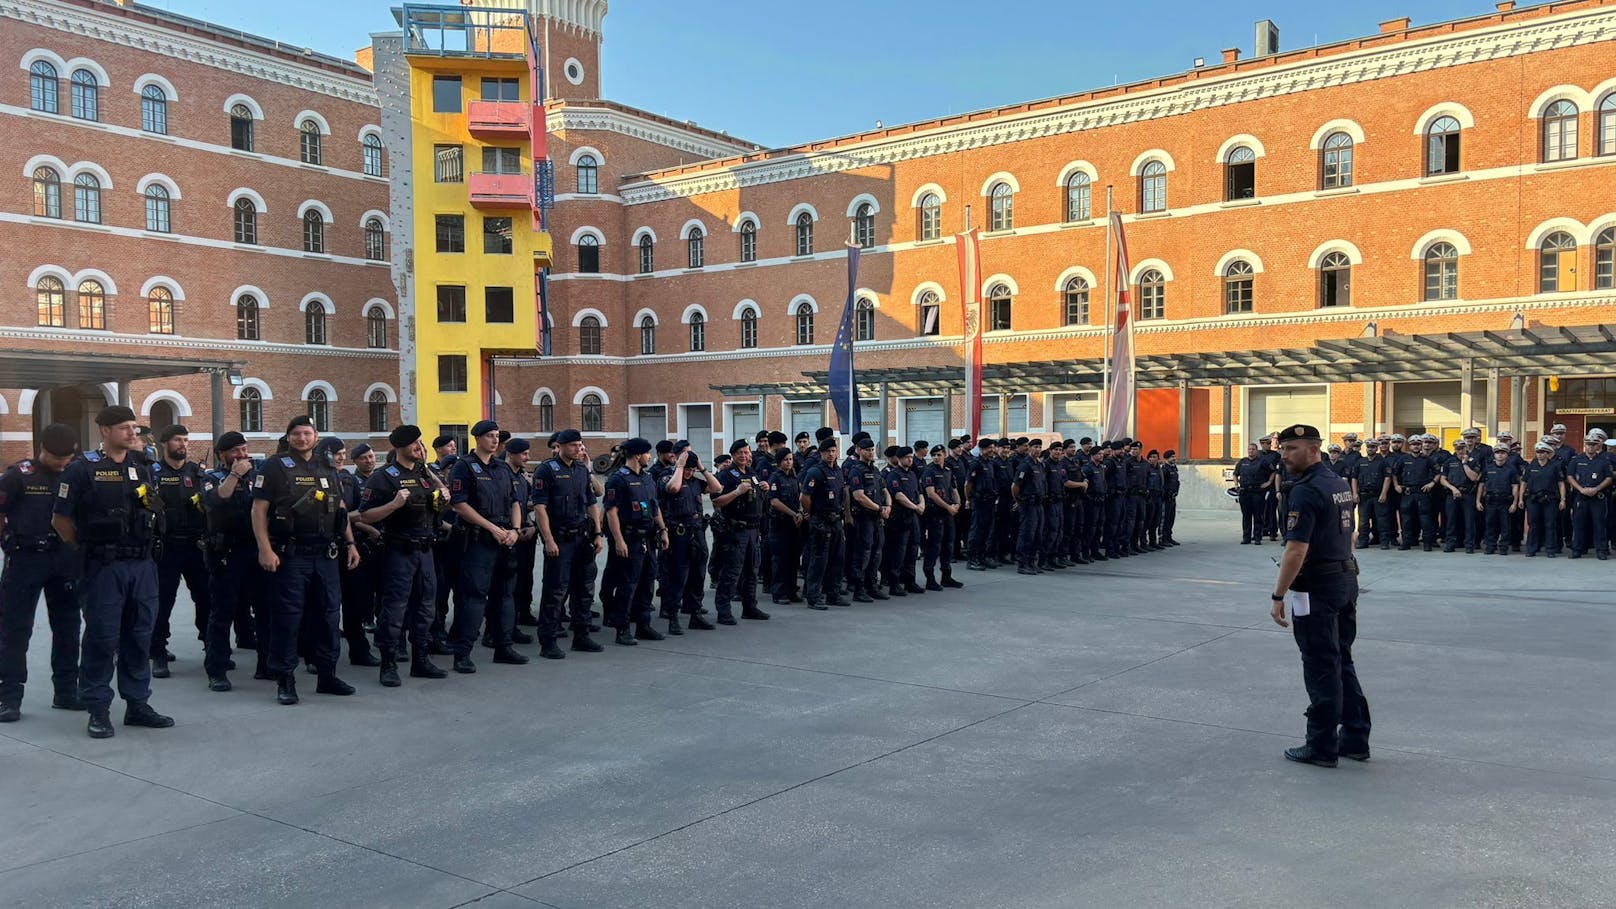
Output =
[
  {"x1": 1485, "y1": 368, "x2": 1500, "y2": 438},
  {"x1": 1510, "y1": 375, "x2": 1525, "y2": 441},
  {"x1": 879, "y1": 381, "x2": 890, "y2": 440},
  {"x1": 210, "y1": 370, "x2": 225, "y2": 441},
  {"x1": 1459, "y1": 359, "x2": 1474, "y2": 428},
  {"x1": 1222, "y1": 384, "x2": 1233, "y2": 459},
  {"x1": 117, "y1": 381, "x2": 131, "y2": 408},
  {"x1": 1176, "y1": 378, "x2": 1189, "y2": 458},
  {"x1": 1364, "y1": 380, "x2": 1376, "y2": 439},
  {"x1": 757, "y1": 394, "x2": 766, "y2": 434},
  {"x1": 943, "y1": 388, "x2": 953, "y2": 443}
]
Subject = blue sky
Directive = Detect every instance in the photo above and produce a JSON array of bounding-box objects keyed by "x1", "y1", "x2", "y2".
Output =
[{"x1": 149, "y1": 0, "x2": 1488, "y2": 148}]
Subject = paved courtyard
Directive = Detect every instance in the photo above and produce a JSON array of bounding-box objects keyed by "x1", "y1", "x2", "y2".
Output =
[{"x1": 1, "y1": 511, "x2": 1613, "y2": 909}]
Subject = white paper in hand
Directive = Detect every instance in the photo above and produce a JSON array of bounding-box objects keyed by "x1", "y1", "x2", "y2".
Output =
[{"x1": 1284, "y1": 591, "x2": 1311, "y2": 618}]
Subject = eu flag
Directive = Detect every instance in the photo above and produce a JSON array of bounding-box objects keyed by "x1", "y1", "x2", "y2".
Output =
[{"x1": 828, "y1": 244, "x2": 862, "y2": 434}]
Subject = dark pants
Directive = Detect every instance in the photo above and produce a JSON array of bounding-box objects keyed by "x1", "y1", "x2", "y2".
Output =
[
  {"x1": 377, "y1": 544, "x2": 435, "y2": 656},
  {"x1": 1262, "y1": 488, "x2": 1279, "y2": 537},
  {"x1": 1481, "y1": 501, "x2": 1512, "y2": 553},
  {"x1": 659, "y1": 523, "x2": 704, "y2": 618},
  {"x1": 431, "y1": 535, "x2": 455, "y2": 643},
  {"x1": 1571, "y1": 494, "x2": 1610, "y2": 555},
  {"x1": 0, "y1": 551, "x2": 79, "y2": 704},
  {"x1": 768, "y1": 518, "x2": 802, "y2": 599},
  {"x1": 1290, "y1": 573, "x2": 1370, "y2": 760},
  {"x1": 1161, "y1": 495, "x2": 1177, "y2": 543},
  {"x1": 1444, "y1": 491, "x2": 1477, "y2": 549},
  {"x1": 602, "y1": 535, "x2": 656, "y2": 630},
  {"x1": 1399, "y1": 491, "x2": 1435, "y2": 547},
  {"x1": 967, "y1": 499, "x2": 995, "y2": 562},
  {"x1": 1106, "y1": 496, "x2": 1126, "y2": 555},
  {"x1": 267, "y1": 550, "x2": 339, "y2": 676},
  {"x1": 453, "y1": 537, "x2": 514, "y2": 656},
  {"x1": 1120, "y1": 496, "x2": 1140, "y2": 551},
  {"x1": 513, "y1": 534, "x2": 538, "y2": 619},
  {"x1": 1083, "y1": 497, "x2": 1104, "y2": 556},
  {"x1": 1376, "y1": 491, "x2": 1401, "y2": 546},
  {"x1": 882, "y1": 514, "x2": 914, "y2": 586},
  {"x1": 995, "y1": 506, "x2": 1017, "y2": 561},
  {"x1": 922, "y1": 514, "x2": 954, "y2": 578},
  {"x1": 1354, "y1": 495, "x2": 1377, "y2": 546},
  {"x1": 846, "y1": 515, "x2": 880, "y2": 595},
  {"x1": 203, "y1": 544, "x2": 265, "y2": 677},
  {"x1": 1140, "y1": 497, "x2": 1160, "y2": 547},
  {"x1": 1524, "y1": 499, "x2": 1560, "y2": 555},
  {"x1": 1015, "y1": 499, "x2": 1043, "y2": 568},
  {"x1": 538, "y1": 533, "x2": 596, "y2": 638},
  {"x1": 805, "y1": 517, "x2": 845, "y2": 603},
  {"x1": 78, "y1": 557, "x2": 157, "y2": 710},
  {"x1": 154, "y1": 537, "x2": 211, "y2": 656},
  {"x1": 1041, "y1": 500, "x2": 1063, "y2": 562},
  {"x1": 714, "y1": 526, "x2": 760, "y2": 617},
  {"x1": 338, "y1": 543, "x2": 381, "y2": 658}
]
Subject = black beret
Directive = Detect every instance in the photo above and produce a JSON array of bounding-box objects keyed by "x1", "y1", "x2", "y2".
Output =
[
  {"x1": 818, "y1": 438, "x2": 839, "y2": 452},
  {"x1": 1014, "y1": 437, "x2": 1029, "y2": 446},
  {"x1": 979, "y1": 437, "x2": 996, "y2": 446},
  {"x1": 767, "y1": 431, "x2": 788, "y2": 445},
  {"x1": 39, "y1": 422, "x2": 78, "y2": 457},
  {"x1": 1146, "y1": 448, "x2": 1159, "y2": 458},
  {"x1": 389, "y1": 424, "x2": 422, "y2": 448},
  {"x1": 714, "y1": 454, "x2": 731, "y2": 465},
  {"x1": 432, "y1": 434, "x2": 455, "y2": 448},
  {"x1": 913, "y1": 440, "x2": 929, "y2": 450},
  {"x1": 897, "y1": 446, "x2": 913, "y2": 457},
  {"x1": 554, "y1": 429, "x2": 582, "y2": 444},
  {"x1": 884, "y1": 445, "x2": 900, "y2": 458},
  {"x1": 854, "y1": 438, "x2": 875, "y2": 451},
  {"x1": 672, "y1": 440, "x2": 690, "y2": 453},
  {"x1": 998, "y1": 438, "x2": 1012, "y2": 447},
  {"x1": 158, "y1": 424, "x2": 190, "y2": 442},
  {"x1": 755, "y1": 430, "x2": 771, "y2": 442},
  {"x1": 623, "y1": 437, "x2": 653, "y2": 455},
  {"x1": 1164, "y1": 449, "x2": 1176, "y2": 458},
  {"x1": 471, "y1": 420, "x2": 499, "y2": 438},
  {"x1": 1129, "y1": 441, "x2": 1143, "y2": 449},
  {"x1": 95, "y1": 405, "x2": 138, "y2": 427},
  {"x1": 505, "y1": 438, "x2": 530, "y2": 455},
  {"x1": 1279, "y1": 423, "x2": 1321, "y2": 442},
  {"x1": 931, "y1": 446, "x2": 946, "y2": 456},
  {"x1": 815, "y1": 427, "x2": 835, "y2": 442},
  {"x1": 729, "y1": 438, "x2": 751, "y2": 454},
  {"x1": 1028, "y1": 438, "x2": 1043, "y2": 446},
  {"x1": 497, "y1": 430, "x2": 511, "y2": 443},
  {"x1": 214, "y1": 431, "x2": 248, "y2": 453},
  {"x1": 351, "y1": 443, "x2": 373, "y2": 458},
  {"x1": 683, "y1": 452, "x2": 702, "y2": 469},
  {"x1": 794, "y1": 431, "x2": 810, "y2": 442},
  {"x1": 285, "y1": 415, "x2": 314, "y2": 434},
  {"x1": 547, "y1": 432, "x2": 561, "y2": 446},
  {"x1": 317, "y1": 436, "x2": 346, "y2": 454},
  {"x1": 851, "y1": 431, "x2": 871, "y2": 444},
  {"x1": 1110, "y1": 441, "x2": 1126, "y2": 451},
  {"x1": 655, "y1": 440, "x2": 674, "y2": 454}
]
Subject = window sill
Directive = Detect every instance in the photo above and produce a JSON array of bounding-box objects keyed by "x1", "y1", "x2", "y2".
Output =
[
  {"x1": 299, "y1": 163, "x2": 331, "y2": 173},
  {"x1": 1133, "y1": 210, "x2": 1171, "y2": 221},
  {"x1": 735, "y1": 261, "x2": 758, "y2": 268},
  {"x1": 682, "y1": 267, "x2": 704, "y2": 274},
  {"x1": 1532, "y1": 157, "x2": 1594, "y2": 173},
  {"x1": 1313, "y1": 186, "x2": 1360, "y2": 198},
  {"x1": 302, "y1": 253, "x2": 334, "y2": 261},
  {"x1": 1219, "y1": 198, "x2": 1261, "y2": 209},
  {"x1": 1058, "y1": 219, "x2": 1099, "y2": 230},
  {"x1": 228, "y1": 149, "x2": 264, "y2": 160},
  {"x1": 1418, "y1": 172, "x2": 1468, "y2": 185},
  {"x1": 790, "y1": 254, "x2": 815, "y2": 261},
  {"x1": 981, "y1": 229, "x2": 1017, "y2": 238}
]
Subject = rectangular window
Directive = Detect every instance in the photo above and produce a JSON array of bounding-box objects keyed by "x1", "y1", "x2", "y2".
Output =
[
  {"x1": 435, "y1": 215, "x2": 465, "y2": 253},
  {"x1": 436, "y1": 285, "x2": 466, "y2": 322},
  {"x1": 485, "y1": 287, "x2": 514, "y2": 323},
  {"x1": 437, "y1": 424, "x2": 468, "y2": 455},
  {"x1": 483, "y1": 217, "x2": 512, "y2": 254},
  {"x1": 480, "y1": 77, "x2": 520, "y2": 101},
  {"x1": 438, "y1": 355, "x2": 468, "y2": 392},
  {"x1": 432, "y1": 76, "x2": 462, "y2": 113},
  {"x1": 230, "y1": 115, "x2": 254, "y2": 152},
  {"x1": 989, "y1": 298, "x2": 1012, "y2": 332},
  {"x1": 482, "y1": 146, "x2": 521, "y2": 175},
  {"x1": 434, "y1": 145, "x2": 464, "y2": 183},
  {"x1": 1225, "y1": 162, "x2": 1256, "y2": 200}
]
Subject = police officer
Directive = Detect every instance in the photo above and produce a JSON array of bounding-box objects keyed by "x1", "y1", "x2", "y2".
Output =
[
  {"x1": 1439, "y1": 439, "x2": 1480, "y2": 553},
  {"x1": 1231, "y1": 443, "x2": 1266, "y2": 544},
  {"x1": 712, "y1": 439, "x2": 770, "y2": 623},
  {"x1": 200, "y1": 432, "x2": 262, "y2": 690},
  {"x1": 947, "y1": 438, "x2": 971, "y2": 561},
  {"x1": 307, "y1": 437, "x2": 377, "y2": 672},
  {"x1": 1257, "y1": 435, "x2": 1282, "y2": 540},
  {"x1": 1521, "y1": 440, "x2": 1566, "y2": 557},
  {"x1": 842, "y1": 437, "x2": 887, "y2": 601},
  {"x1": 921, "y1": 445, "x2": 963, "y2": 589},
  {"x1": 1267, "y1": 424, "x2": 1370, "y2": 769},
  {"x1": 1337, "y1": 434, "x2": 1362, "y2": 481},
  {"x1": 1393, "y1": 435, "x2": 1437, "y2": 550},
  {"x1": 1567, "y1": 433, "x2": 1612, "y2": 559},
  {"x1": 0, "y1": 423, "x2": 82, "y2": 722},
  {"x1": 1081, "y1": 444, "x2": 1108, "y2": 562},
  {"x1": 251, "y1": 417, "x2": 358, "y2": 705},
  {"x1": 766, "y1": 449, "x2": 805, "y2": 605},
  {"x1": 344, "y1": 443, "x2": 385, "y2": 662},
  {"x1": 882, "y1": 446, "x2": 925, "y2": 594},
  {"x1": 1160, "y1": 449, "x2": 1181, "y2": 547},
  {"x1": 964, "y1": 437, "x2": 998, "y2": 570},
  {"x1": 1011, "y1": 439, "x2": 1046, "y2": 574},
  {"x1": 1350, "y1": 439, "x2": 1383, "y2": 549},
  {"x1": 358, "y1": 424, "x2": 448, "y2": 684},
  {"x1": 658, "y1": 446, "x2": 719, "y2": 633},
  {"x1": 501, "y1": 439, "x2": 539, "y2": 643},
  {"x1": 447, "y1": 420, "x2": 529, "y2": 670},
  {"x1": 601, "y1": 438, "x2": 669, "y2": 645},
  {"x1": 533, "y1": 429, "x2": 605, "y2": 656},
  {"x1": 801, "y1": 437, "x2": 849, "y2": 609},
  {"x1": 1141, "y1": 449, "x2": 1165, "y2": 551},
  {"x1": 149, "y1": 424, "x2": 211, "y2": 679},
  {"x1": 1476, "y1": 444, "x2": 1520, "y2": 556},
  {"x1": 1039, "y1": 443, "x2": 1066, "y2": 569},
  {"x1": 51, "y1": 405, "x2": 174, "y2": 738}
]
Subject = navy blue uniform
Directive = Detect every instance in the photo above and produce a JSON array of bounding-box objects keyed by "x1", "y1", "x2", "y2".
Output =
[
  {"x1": 965, "y1": 452, "x2": 998, "y2": 565},
  {"x1": 882, "y1": 464, "x2": 922, "y2": 588},
  {"x1": 510, "y1": 468, "x2": 539, "y2": 624},
  {"x1": 1568, "y1": 451, "x2": 1612, "y2": 557},
  {"x1": 1013, "y1": 454, "x2": 1046, "y2": 570},
  {"x1": 1283, "y1": 461, "x2": 1369, "y2": 762},
  {"x1": 844, "y1": 458, "x2": 883, "y2": 596},
  {"x1": 1521, "y1": 458, "x2": 1565, "y2": 556},
  {"x1": 1351, "y1": 455, "x2": 1383, "y2": 547},
  {"x1": 1040, "y1": 457, "x2": 1065, "y2": 565},
  {"x1": 766, "y1": 467, "x2": 803, "y2": 601},
  {"x1": 1139, "y1": 459, "x2": 1164, "y2": 549},
  {"x1": 601, "y1": 465, "x2": 661, "y2": 632},
  {"x1": 151, "y1": 459, "x2": 211, "y2": 661},
  {"x1": 533, "y1": 455, "x2": 599, "y2": 639},
  {"x1": 802, "y1": 458, "x2": 846, "y2": 605},
  {"x1": 994, "y1": 456, "x2": 1018, "y2": 561},
  {"x1": 338, "y1": 468, "x2": 381, "y2": 661},
  {"x1": 0, "y1": 459, "x2": 79, "y2": 707},
  {"x1": 1441, "y1": 455, "x2": 1478, "y2": 551},
  {"x1": 1259, "y1": 448, "x2": 1282, "y2": 537},
  {"x1": 201, "y1": 463, "x2": 265, "y2": 677},
  {"x1": 657, "y1": 462, "x2": 708, "y2": 621},
  {"x1": 1395, "y1": 452, "x2": 1437, "y2": 549},
  {"x1": 1234, "y1": 455, "x2": 1272, "y2": 544},
  {"x1": 1477, "y1": 460, "x2": 1519, "y2": 554},
  {"x1": 1160, "y1": 460, "x2": 1180, "y2": 545},
  {"x1": 253, "y1": 451, "x2": 346, "y2": 677},
  {"x1": 920, "y1": 462, "x2": 957, "y2": 580},
  {"x1": 713, "y1": 466, "x2": 765, "y2": 618},
  {"x1": 362, "y1": 462, "x2": 441, "y2": 658},
  {"x1": 449, "y1": 453, "x2": 520, "y2": 655},
  {"x1": 1081, "y1": 456, "x2": 1107, "y2": 559}
]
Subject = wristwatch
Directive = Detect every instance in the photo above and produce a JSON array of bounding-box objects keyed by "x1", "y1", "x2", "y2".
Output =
[{"x1": 1270, "y1": 593, "x2": 1285, "y2": 602}]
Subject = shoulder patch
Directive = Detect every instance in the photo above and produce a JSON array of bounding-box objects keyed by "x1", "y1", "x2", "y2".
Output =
[
  {"x1": 253, "y1": 475, "x2": 266, "y2": 489},
  {"x1": 386, "y1": 465, "x2": 400, "y2": 477},
  {"x1": 18, "y1": 460, "x2": 33, "y2": 475},
  {"x1": 85, "y1": 451, "x2": 101, "y2": 462},
  {"x1": 1286, "y1": 511, "x2": 1299, "y2": 533},
  {"x1": 280, "y1": 456, "x2": 295, "y2": 468}
]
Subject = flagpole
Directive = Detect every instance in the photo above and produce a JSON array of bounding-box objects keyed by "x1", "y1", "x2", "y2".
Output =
[
  {"x1": 848, "y1": 222, "x2": 857, "y2": 434},
  {"x1": 1102, "y1": 185, "x2": 1113, "y2": 439}
]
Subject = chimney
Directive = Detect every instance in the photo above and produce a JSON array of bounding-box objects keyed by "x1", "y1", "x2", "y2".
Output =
[
  {"x1": 1221, "y1": 47, "x2": 1241, "y2": 64},
  {"x1": 1495, "y1": 1, "x2": 1515, "y2": 10},
  {"x1": 1379, "y1": 17, "x2": 1412, "y2": 33},
  {"x1": 1255, "y1": 20, "x2": 1279, "y2": 57}
]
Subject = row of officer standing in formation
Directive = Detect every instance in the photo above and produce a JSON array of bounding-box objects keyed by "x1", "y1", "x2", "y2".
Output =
[
  {"x1": 1234, "y1": 423, "x2": 1615, "y2": 558},
  {"x1": 0, "y1": 409, "x2": 1185, "y2": 738}
]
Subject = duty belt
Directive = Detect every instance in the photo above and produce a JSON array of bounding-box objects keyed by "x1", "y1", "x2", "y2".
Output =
[
  {"x1": 86, "y1": 542, "x2": 153, "y2": 561},
  {"x1": 1300, "y1": 558, "x2": 1358, "y2": 580},
  {"x1": 386, "y1": 535, "x2": 435, "y2": 552},
  {"x1": 2, "y1": 535, "x2": 59, "y2": 554},
  {"x1": 554, "y1": 524, "x2": 592, "y2": 541},
  {"x1": 278, "y1": 538, "x2": 338, "y2": 559}
]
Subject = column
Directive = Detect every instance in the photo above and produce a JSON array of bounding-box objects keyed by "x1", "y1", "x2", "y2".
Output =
[
  {"x1": 998, "y1": 394, "x2": 1008, "y2": 437},
  {"x1": 1459, "y1": 359, "x2": 1474, "y2": 428},
  {"x1": 1177, "y1": 378, "x2": 1189, "y2": 457},
  {"x1": 1363, "y1": 380, "x2": 1377, "y2": 439},
  {"x1": 1485, "y1": 368, "x2": 1500, "y2": 438},
  {"x1": 1510, "y1": 375, "x2": 1525, "y2": 441},
  {"x1": 1221, "y1": 384, "x2": 1233, "y2": 459},
  {"x1": 943, "y1": 389, "x2": 954, "y2": 442},
  {"x1": 210, "y1": 370, "x2": 225, "y2": 441},
  {"x1": 117, "y1": 381, "x2": 132, "y2": 408},
  {"x1": 878, "y1": 382, "x2": 890, "y2": 440},
  {"x1": 757, "y1": 394, "x2": 766, "y2": 433}
]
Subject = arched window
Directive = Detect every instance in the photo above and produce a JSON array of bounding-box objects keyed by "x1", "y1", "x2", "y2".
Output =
[
  {"x1": 1597, "y1": 227, "x2": 1615, "y2": 290},
  {"x1": 239, "y1": 387, "x2": 263, "y2": 433},
  {"x1": 1223, "y1": 261, "x2": 1254, "y2": 313},
  {"x1": 579, "y1": 315, "x2": 602, "y2": 355},
  {"x1": 234, "y1": 199, "x2": 259, "y2": 244},
  {"x1": 1538, "y1": 231, "x2": 1578, "y2": 293},
  {"x1": 795, "y1": 212, "x2": 814, "y2": 256},
  {"x1": 1137, "y1": 270, "x2": 1165, "y2": 320},
  {"x1": 1063, "y1": 276, "x2": 1090, "y2": 325},
  {"x1": 306, "y1": 389, "x2": 330, "y2": 432},
  {"x1": 230, "y1": 103, "x2": 255, "y2": 151},
  {"x1": 32, "y1": 166, "x2": 61, "y2": 218},
  {"x1": 141, "y1": 84, "x2": 168, "y2": 134},
  {"x1": 36, "y1": 276, "x2": 65, "y2": 327},
  {"x1": 853, "y1": 203, "x2": 876, "y2": 248},
  {"x1": 794, "y1": 303, "x2": 815, "y2": 345},
  {"x1": 236, "y1": 295, "x2": 260, "y2": 340},
  {"x1": 368, "y1": 390, "x2": 389, "y2": 432},
  {"x1": 1319, "y1": 252, "x2": 1352, "y2": 307},
  {"x1": 29, "y1": 60, "x2": 57, "y2": 113},
  {"x1": 581, "y1": 393, "x2": 603, "y2": 432},
  {"x1": 303, "y1": 210, "x2": 325, "y2": 253},
  {"x1": 918, "y1": 193, "x2": 942, "y2": 240},
  {"x1": 537, "y1": 393, "x2": 555, "y2": 433},
  {"x1": 688, "y1": 311, "x2": 706, "y2": 351},
  {"x1": 855, "y1": 297, "x2": 875, "y2": 341},
  {"x1": 576, "y1": 153, "x2": 598, "y2": 194},
  {"x1": 639, "y1": 315, "x2": 656, "y2": 355},
  {"x1": 1320, "y1": 131, "x2": 1354, "y2": 189},
  {"x1": 77, "y1": 279, "x2": 106, "y2": 330},
  {"x1": 1423, "y1": 243, "x2": 1460, "y2": 301},
  {"x1": 1065, "y1": 173, "x2": 1091, "y2": 222},
  {"x1": 1139, "y1": 161, "x2": 1167, "y2": 213},
  {"x1": 637, "y1": 235, "x2": 654, "y2": 274},
  {"x1": 739, "y1": 219, "x2": 757, "y2": 262},
  {"x1": 299, "y1": 119, "x2": 323, "y2": 165},
  {"x1": 686, "y1": 227, "x2": 704, "y2": 268},
  {"x1": 1600, "y1": 93, "x2": 1616, "y2": 157},
  {"x1": 988, "y1": 183, "x2": 1013, "y2": 231},
  {"x1": 917, "y1": 290, "x2": 940, "y2": 336},
  {"x1": 72, "y1": 173, "x2": 101, "y2": 223},
  {"x1": 740, "y1": 306, "x2": 759, "y2": 348},
  {"x1": 362, "y1": 133, "x2": 384, "y2": 177},
  {"x1": 1224, "y1": 146, "x2": 1256, "y2": 200},
  {"x1": 365, "y1": 305, "x2": 387, "y2": 348},
  {"x1": 577, "y1": 234, "x2": 600, "y2": 273},
  {"x1": 364, "y1": 218, "x2": 385, "y2": 261},
  {"x1": 1542, "y1": 100, "x2": 1579, "y2": 163},
  {"x1": 69, "y1": 69, "x2": 99, "y2": 121},
  {"x1": 148, "y1": 287, "x2": 175, "y2": 334},
  {"x1": 1426, "y1": 115, "x2": 1461, "y2": 176},
  {"x1": 144, "y1": 184, "x2": 171, "y2": 233},
  {"x1": 305, "y1": 306, "x2": 328, "y2": 345},
  {"x1": 987, "y1": 283, "x2": 1012, "y2": 331}
]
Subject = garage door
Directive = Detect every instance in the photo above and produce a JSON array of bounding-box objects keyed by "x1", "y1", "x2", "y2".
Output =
[
  {"x1": 788, "y1": 401, "x2": 822, "y2": 441},
  {"x1": 726, "y1": 403, "x2": 760, "y2": 451},
  {"x1": 901, "y1": 398, "x2": 945, "y2": 446},
  {"x1": 1248, "y1": 386, "x2": 1326, "y2": 439},
  {"x1": 632, "y1": 405, "x2": 668, "y2": 441},
  {"x1": 1050, "y1": 393, "x2": 1101, "y2": 441},
  {"x1": 1393, "y1": 380, "x2": 1462, "y2": 440}
]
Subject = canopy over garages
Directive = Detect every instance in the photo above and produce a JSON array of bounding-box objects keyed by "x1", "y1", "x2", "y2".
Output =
[{"x1": 4, "y1": 348, "x2": 244, "y2": 438}]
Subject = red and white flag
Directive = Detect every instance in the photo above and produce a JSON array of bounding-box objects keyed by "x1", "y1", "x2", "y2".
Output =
[
  {"x1": 1104, "y1": 211, "x2": 1135, "y2": 441},
  {"x1": 956, "y1": 228, "x2": 984, "y2": 439}
]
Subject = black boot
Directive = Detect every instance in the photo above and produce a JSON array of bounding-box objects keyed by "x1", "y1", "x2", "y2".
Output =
[
  {"x1": 452, "y1": 654, "x2": 477, "y2": 673},
  {"x1": 150, "y1": 654, "x2": 170, "y2": 679},
  {"x1": 52, "y1": 691, "x2": 84, "y2": 711},
  {"x1": 666, "y1": 616, "x2": 683, "y2": 636},
  {"x1": 348, "y1": 643, "x2": 381, "y2": 667},
  {"x1": 571, "y1": 633, "x2": 604, "y2": 652},
  {"x1": 276, "y1": 675, "x2": 299, "y2": 705},
  {"x1": 515, "y1": 610, "x2": 539, "y2": 627},
  {"x1": 635, "y1": 623, "x2": 666, "y2": 641},
  {"x1": 941, "y1": 571, "x2": 964, "y2": 588},
  {"x1": 686, "y1": 614, "x2": 716, "y2": 630},
  {"x1": 741, "y1": 606, "x2": 771, "y2": 620},
  {"x1": 924, "y1": 574, "x2": 943, "y2": 592},
  {"x1": 207, "y1": 675, "x2": 232, "y2": 692},
  {"x1": 316, "y1": 671, "x2": 355, "y2": 695},
  {"x1": 0, "y1": 701, "x2": 19, "y2": 722},
  {"x1": 87, "y1": 710, "x2": 114, "y2": 739},
  {"x1": 510, "y1": 627, "x2": 534, "y2": 645},
  {"x1": 539, "y1": 638, "x2": 566, "y2": 659},
  {"x1": 379, "y1": 652, "x2": 401, "y2": 688},
  {"x1": 493, "y1": 646, "x2": 530, "y2": 664},
  {"x1": 410, "y1": 649, "x2": 447, "y2": 679},
  {"x1": 614, "y1": 628, "x2": 638, "y2": 646}
]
